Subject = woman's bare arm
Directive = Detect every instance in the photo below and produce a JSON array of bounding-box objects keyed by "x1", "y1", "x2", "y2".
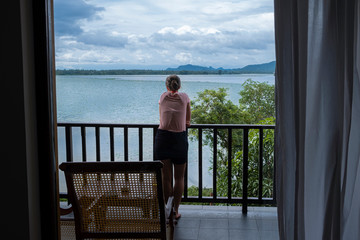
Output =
[{"x1": 186, "y1": 102, "x2": 191, "y2": 127}]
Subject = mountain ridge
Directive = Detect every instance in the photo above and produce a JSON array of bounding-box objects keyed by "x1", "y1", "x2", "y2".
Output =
[
  {"x1": 56, "y1": 61, "x2": 276, "y2": 75},
  {"x1": 166, "y1": 61, "x2": 275, "y2": 73}
]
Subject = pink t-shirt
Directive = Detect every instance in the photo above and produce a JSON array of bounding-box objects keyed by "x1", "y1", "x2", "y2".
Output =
[{"x1": 158, "y1": 91, "x2": 191, "y2": 132}]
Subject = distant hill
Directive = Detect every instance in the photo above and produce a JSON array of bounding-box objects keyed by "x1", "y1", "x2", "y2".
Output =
[
  {"x1": 166, "y1": 64, "x2": 219, "y2": 72},
  {"x1": 166, "y1": 61, "x2": 275, "y2": 73},
  {"x1": 56, "y1": 61, "x2": 276, "y2": 75},
  {"x1": 236, "y1": 61, "x2": 276, "y2": 73}
]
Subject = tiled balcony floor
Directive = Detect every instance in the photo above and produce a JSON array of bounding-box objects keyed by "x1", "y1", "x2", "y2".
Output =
[
  {"x1": 174, "y1": 205, "x2": 279, "y2": 240},
  {"x1": 60, "y1": 203, "x2": 279, "y2": 240}
]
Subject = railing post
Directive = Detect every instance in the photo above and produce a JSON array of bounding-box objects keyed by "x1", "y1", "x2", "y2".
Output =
[
  {"x1": 95, "y1": 126, "x2": 100, "y2": 162},
  {"x1": 198, "y1": 128, "x2": 203, "y2": 199},
  {"x1": 65, "y1": 126, "x2": 73, "y2": 162},
  {"x1": 259, "y1": 128, "x2": 264, "y2": 200},
  {"x1": 273, "y1": 128, "x2": 277, "y2": 204},
  {"x1": 110, "y1": 127, "x2": 115, "y2": 181},
  {"x1": 242, "y1": 128, "x2": 249, "y2": 214},
  {"x1": 81, "y1": 126, "x2": 86, "y2": 162},
  {"x1": 213, "y1": 128, "x2": 217, "y2": 200},
  {"x1": 139, "y1": 127, "x2": 143, "y2": 161},
  {"x1": 228, "y1": 128, "x2": 232, "y2": 200},
  {"x1": 110, "y1": 127, "x2": 115, "y2": 162},
  {"x1": 124, "y1": 127, "x2": 128, "y2": 161},
  {"x1": 153, "y1": 127, "x2": 157, "y2": 161},
  {"x1": 184, "y1": 128, "x2": 189, "y2": 199}
]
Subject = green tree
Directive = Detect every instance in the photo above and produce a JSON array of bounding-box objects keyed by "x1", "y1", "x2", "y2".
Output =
[
  {"x1": 216, "y1": 117, "x2": 275, "y2": 198},
  {"x1": 239, "y1": 79, "x2": 275, "y2": 123},
  {"x1": 190, "y1": 88, "x2": 243, "y2": 160},
  {"x1": 191, "y1": 88, "x2": 242, "y2": 125},
  {"x1": 190, "y1": 88, "x2": 244, "y2": 181},
  {"x1": 190, "y1": 79, "x2": 275, "y2": 199}
]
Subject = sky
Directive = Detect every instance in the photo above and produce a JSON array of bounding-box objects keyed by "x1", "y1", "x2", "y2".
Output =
[{"x1": 54, "y1": 0, "x2": 275, "y2": 70}]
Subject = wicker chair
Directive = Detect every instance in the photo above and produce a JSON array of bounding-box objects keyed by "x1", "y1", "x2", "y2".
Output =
[{"x1": 59, "y1": 161, "x2": 169, "y2": 240}]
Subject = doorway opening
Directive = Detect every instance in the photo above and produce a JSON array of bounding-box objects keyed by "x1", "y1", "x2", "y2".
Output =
[{"x1": 53, "y1": 0, "x2": 277, "y2": 238}]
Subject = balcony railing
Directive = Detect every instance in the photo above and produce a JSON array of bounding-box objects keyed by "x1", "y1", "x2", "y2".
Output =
[{"x1": 57, "y1": 123, "x2": 276, "y2": 214}]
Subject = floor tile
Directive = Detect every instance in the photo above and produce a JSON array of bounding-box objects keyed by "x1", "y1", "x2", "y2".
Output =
[
  {"x1": 256, "y1": 219, "x2": 279, "y2": 231},
  {"x1": 252, "y1": 206, "x2": 277, "y2": 211},
  {"x1": 176, "y1": 218, "x2": 201, "y2": 229},
  {"x1": 228, "y1": 211, "x2": 257, "y2": 219},
  {"x1": 180, "y1": 204, "x2": 204, "y2": 210},
  {"x1": 198, "y1": 228, "x2": 229, "y2": 240},
  {"x1": 254, "y1": 211, "x2": 278, "y2": 220},
  {"x1": 199, "y1": 211, "x2": 229, "y2": 219},
  {"x1": 229, "y1": 218, "x2": 258, "y2": 230},
  {"x1": 174, "y1": 227, "x2": 199, "y2": 240},
  {"x1": 259, "y1": 230, "x2": 280, "y2": 240},
  {"x1": 200, "y1": 218, "x2": 229, "y2": 229},
  {"x1": 229, "y1": 229, "x2": 260, "y2": 240},
  {"x1": 203, "y1": 205, "x2": 228, "y2": 211},
  {"x1": 227, "y1": 206, "x2": 243, "y2": 211},
  {"x1": 180, "y1": 209, "x2": 206, "y2": 218}
]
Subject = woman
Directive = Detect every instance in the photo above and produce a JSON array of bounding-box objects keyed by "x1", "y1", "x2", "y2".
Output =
[{"x1": 154, "y1": 75, "x2": 191, "y2": 220}]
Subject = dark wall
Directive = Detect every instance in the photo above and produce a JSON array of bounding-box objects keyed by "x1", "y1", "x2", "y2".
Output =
[
  {"x1": 1, "y1": 0, "x2": 32, "y2": 239},
  {"x1": 0, "y1": 0, "x2": 58, "y2": 239}
]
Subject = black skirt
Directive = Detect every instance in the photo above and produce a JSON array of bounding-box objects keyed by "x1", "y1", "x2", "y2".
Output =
[{"x1": 154, "y1": 129, "x2": 188, "y2": 165}]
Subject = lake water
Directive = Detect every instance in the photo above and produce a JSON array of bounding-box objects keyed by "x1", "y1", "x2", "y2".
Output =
[{"x1": 56, "y1": 74, "x2": 274, "y2": 193}]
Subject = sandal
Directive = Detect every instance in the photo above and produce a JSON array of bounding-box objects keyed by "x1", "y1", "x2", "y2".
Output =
[
  {"x1": 175, "y1": 213, "x2": 181, "y2": 220},
  {"x1": 173, "y1": 207, "x2": 181, "y2": 220}
]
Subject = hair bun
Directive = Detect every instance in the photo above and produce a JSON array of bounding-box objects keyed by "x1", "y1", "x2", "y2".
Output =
[
  {"x1": 171, "y1": 80, "x2": 179, "y2": 89},
  {"x1": 166, "y1": 75, "x2": 181, "y2": 91}
]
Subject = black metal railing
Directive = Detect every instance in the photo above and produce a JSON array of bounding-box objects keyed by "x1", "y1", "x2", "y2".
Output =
[{"x1": 57, "y1": 122, "x2": 276, "y2": 214}]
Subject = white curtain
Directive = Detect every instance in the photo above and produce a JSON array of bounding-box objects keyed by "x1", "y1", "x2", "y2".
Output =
[{"x1": 274, "y1": 0, "x2": 360, "y2": 239}]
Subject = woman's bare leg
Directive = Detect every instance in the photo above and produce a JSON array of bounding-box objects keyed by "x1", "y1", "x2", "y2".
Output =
[
  {"x1": 161, "y1": 159, "x2": 173, "y2": 204},
  {"x1": 173, "y1": 163, "x2": 186, "y2": 218}
]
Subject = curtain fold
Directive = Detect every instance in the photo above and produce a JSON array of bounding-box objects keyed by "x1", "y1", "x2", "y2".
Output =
[{"x1": 274, "y1": 0, "x2": 360, "y2": 239}]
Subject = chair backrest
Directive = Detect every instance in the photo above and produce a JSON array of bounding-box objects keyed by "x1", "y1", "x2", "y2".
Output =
[{"x1": 59, "y1": 161, "x2": 166, "y2": 240}]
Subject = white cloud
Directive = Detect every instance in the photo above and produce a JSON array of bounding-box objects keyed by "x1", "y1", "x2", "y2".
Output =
[
  {"x1": 54, "y1": 0, "x2": 275, "y2": 69},
  {"x1": 175, "y1": 52, "x2": 193, "y2": 63},
  {"x1": 158, "y1": 27, "x2": 176, "y2": 34},
  {"x1": 158, "y1": 26, "x2": 221, "y2": 36},
  {"x1": 201, "y1": 1, "x2": 255, "y2": 15},
  {"x1": 201, "y1": 28, "x2": 221, "y2": 34}
]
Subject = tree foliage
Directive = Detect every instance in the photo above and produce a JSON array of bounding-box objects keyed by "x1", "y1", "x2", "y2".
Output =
[
  {"x1": 190, "y1": 88, "x2": 243, "y2": 151},
  {"x1": 239, "y1": 79, "x2": 275, "y2": 123},
  {"x1": 191, "y1": 88, "x2": 242, "y2": 124},
  {"x1": 190, "y1": 79, "x2": 275, "y2": 200}
]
